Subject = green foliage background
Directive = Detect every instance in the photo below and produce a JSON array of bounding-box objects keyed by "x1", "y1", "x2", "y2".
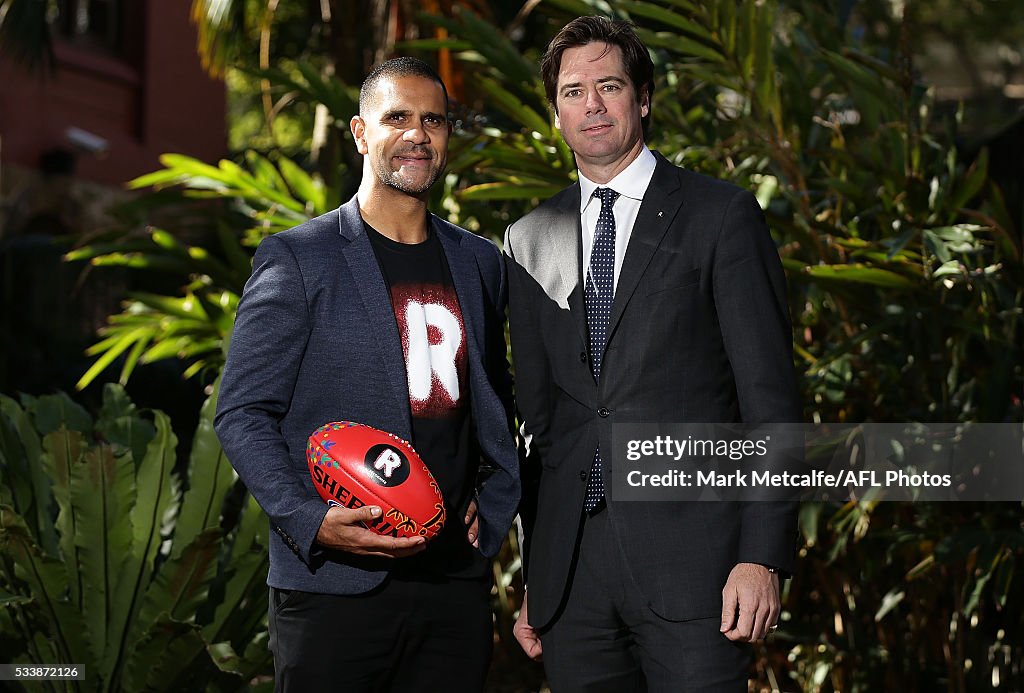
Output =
[
  {"x1": 1, "y1": 0, "x2": 1022, "y2": 691},
  {"x1": 1, "y1": 385, "x2": 273, "y2": 691}
]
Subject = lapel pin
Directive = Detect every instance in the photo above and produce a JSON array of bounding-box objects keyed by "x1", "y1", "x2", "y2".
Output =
[{"x1": 658, "y1": 211, "x2": 664, "y2": 217}]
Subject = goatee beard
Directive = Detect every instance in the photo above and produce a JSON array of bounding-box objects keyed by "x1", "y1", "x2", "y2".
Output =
[
  {"x1": 380, "y1": 171, "x2": 436, "y2": 195},
  {"x1": 376, "y1": 154, "x2": 442, "y2": 195}
]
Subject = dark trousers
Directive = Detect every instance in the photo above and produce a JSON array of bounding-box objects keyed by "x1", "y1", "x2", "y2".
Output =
[
  {"x1": 268, "y1": 573, "x2": 492, "y2": 693},
  {"x1": 539, "y1": 509, "x2": 750, "y2": 693}
]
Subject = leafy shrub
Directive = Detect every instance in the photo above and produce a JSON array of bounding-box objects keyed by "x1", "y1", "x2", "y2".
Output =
[{"x1": 0, "y1": 385, "x2": 272, "y2": 691}]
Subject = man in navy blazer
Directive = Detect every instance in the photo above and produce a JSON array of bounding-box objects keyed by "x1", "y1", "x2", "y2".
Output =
[
  {"x1": 505, "y1": 17, "x2": 800, "y2": 692},
  {"x1": 215, "y1": 57, "x2": 519, "y2": 693}
]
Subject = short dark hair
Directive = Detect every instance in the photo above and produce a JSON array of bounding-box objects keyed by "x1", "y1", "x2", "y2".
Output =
[
  {"x1": 541, "y1": 16, "x2": 654, "y2": 129},
  {"x1": 359, "y1": 57, "x2": 449, "y2": 114}
]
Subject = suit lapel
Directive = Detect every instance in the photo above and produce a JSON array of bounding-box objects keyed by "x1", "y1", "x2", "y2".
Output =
[
  {"x1": 552, "y1": 186, "x2": 588, "y2": 345},
  {"x1": 434, "y1": 218, "x2": 484, "y2": 358},
  {"x1": 606, "y1": 156, "x2": 682, "y2": 345},
  {"x1": 336, "y1": 198, "x2": 411, "y2": 434}
]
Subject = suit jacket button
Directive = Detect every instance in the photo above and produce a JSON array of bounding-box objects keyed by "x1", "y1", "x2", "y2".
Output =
[
  {"x1": 579, "y1": 470, "x2": 587, "y2": 481},
  {"x1": 579, "y1": 351, "x2": 587, "y2": 363},
  {"x1": 598, "y1": 407, "x2": 611, "y2": 418}
]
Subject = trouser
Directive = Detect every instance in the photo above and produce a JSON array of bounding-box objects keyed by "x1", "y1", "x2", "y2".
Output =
[
  {"x1": 540, "y1": 508, "x2": 750, "y2": 693},
  {"x1": 268, "y1": 572, "x2": 492, "y2": 693}
]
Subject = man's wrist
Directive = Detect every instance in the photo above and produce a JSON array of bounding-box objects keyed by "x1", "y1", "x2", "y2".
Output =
[{"x1": 754, "y1": 562, "x2": 789, "y2": 579}]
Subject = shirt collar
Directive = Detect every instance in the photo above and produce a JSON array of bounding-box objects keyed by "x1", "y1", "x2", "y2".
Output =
[{"x1": 578, "y1": 146, "x2": 657, "y2": 212}]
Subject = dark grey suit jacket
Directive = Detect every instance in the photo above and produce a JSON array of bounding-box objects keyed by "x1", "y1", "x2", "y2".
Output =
[
  {"x1": 215, "y1": 196, "x2": 520, "y2": 595},
  {"x1": 505, "y1": 152, "x2": 800, "y2": 629}
]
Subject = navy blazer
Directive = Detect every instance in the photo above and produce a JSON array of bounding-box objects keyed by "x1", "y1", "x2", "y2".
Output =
[{"x1": 215, "y1": 196, "x2": 520, "y2": 595}]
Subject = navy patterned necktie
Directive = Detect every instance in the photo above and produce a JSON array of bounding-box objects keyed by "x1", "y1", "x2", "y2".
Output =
[{"x1": 583, "y1": 187, "x2": 619, "y2": 511}]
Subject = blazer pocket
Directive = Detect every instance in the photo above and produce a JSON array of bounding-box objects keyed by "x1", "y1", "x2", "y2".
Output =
[{"x1": 644, "y1": 267, "x2": 701, "y2": 297}]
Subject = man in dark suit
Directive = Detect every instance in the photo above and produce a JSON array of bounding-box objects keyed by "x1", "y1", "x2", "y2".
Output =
[
  {"x1": 505, "y1": 17, "x2": 800, "y2": 692},
  {"x1": 215, "y1": 57, "x2": 519, "y2": 693}
]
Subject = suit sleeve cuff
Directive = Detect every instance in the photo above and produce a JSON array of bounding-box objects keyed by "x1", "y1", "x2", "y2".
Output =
[{"x1": 271, "y1": 498, "x2": 330, "y2": 567}]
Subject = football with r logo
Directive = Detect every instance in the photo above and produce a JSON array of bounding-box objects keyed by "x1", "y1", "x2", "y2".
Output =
[{"x1": 306, "y1": 421, "x2": 446, "y2": 540}]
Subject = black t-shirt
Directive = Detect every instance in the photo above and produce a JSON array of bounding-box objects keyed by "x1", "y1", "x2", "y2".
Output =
[{"x1": 365, "y1": 221, "x2": 486, "y2": 578}]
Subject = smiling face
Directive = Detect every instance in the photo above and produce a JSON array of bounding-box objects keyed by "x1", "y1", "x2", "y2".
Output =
[
  {"x1": 553, "y1": 42, "x2": 649, "y2": 180},
  {"x1": 351, "y1": 75, "x2": 449, "y2": 196}
]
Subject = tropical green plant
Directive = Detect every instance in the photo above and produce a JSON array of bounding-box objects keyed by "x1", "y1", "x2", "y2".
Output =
[
  {"x1": 0, "y1": 384, "x2": 272, "y2": 691},
  {"x1": 780, "y1": 499, "x2": 1024, "y2": 692},
  {"x1": 64, "y1": 150, "x2": 337, "y2": 390}
]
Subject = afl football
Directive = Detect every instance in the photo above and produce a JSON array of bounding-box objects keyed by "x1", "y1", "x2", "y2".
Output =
[{"x1": 306, "y1": 421, "x2": 446, "y2": 540}]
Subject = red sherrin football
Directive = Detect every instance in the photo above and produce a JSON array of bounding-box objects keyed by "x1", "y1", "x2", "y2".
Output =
[{"x1": 306, "y1": 421, "x2": 446, "y2": 540}]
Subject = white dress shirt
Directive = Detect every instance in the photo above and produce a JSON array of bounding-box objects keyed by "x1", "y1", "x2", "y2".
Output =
[{"x1": 578, "y1": 146, "x2": 657, "y2": 290}]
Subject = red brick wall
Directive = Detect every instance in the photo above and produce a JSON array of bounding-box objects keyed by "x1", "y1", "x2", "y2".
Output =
[{"x1": 0, "y1": 1, "x2": 226, "y2": 187}]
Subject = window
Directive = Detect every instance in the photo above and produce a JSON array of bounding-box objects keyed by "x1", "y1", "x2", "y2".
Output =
[{"x1": 55, "y1": 0, "x2": 124, "y2": 58}]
